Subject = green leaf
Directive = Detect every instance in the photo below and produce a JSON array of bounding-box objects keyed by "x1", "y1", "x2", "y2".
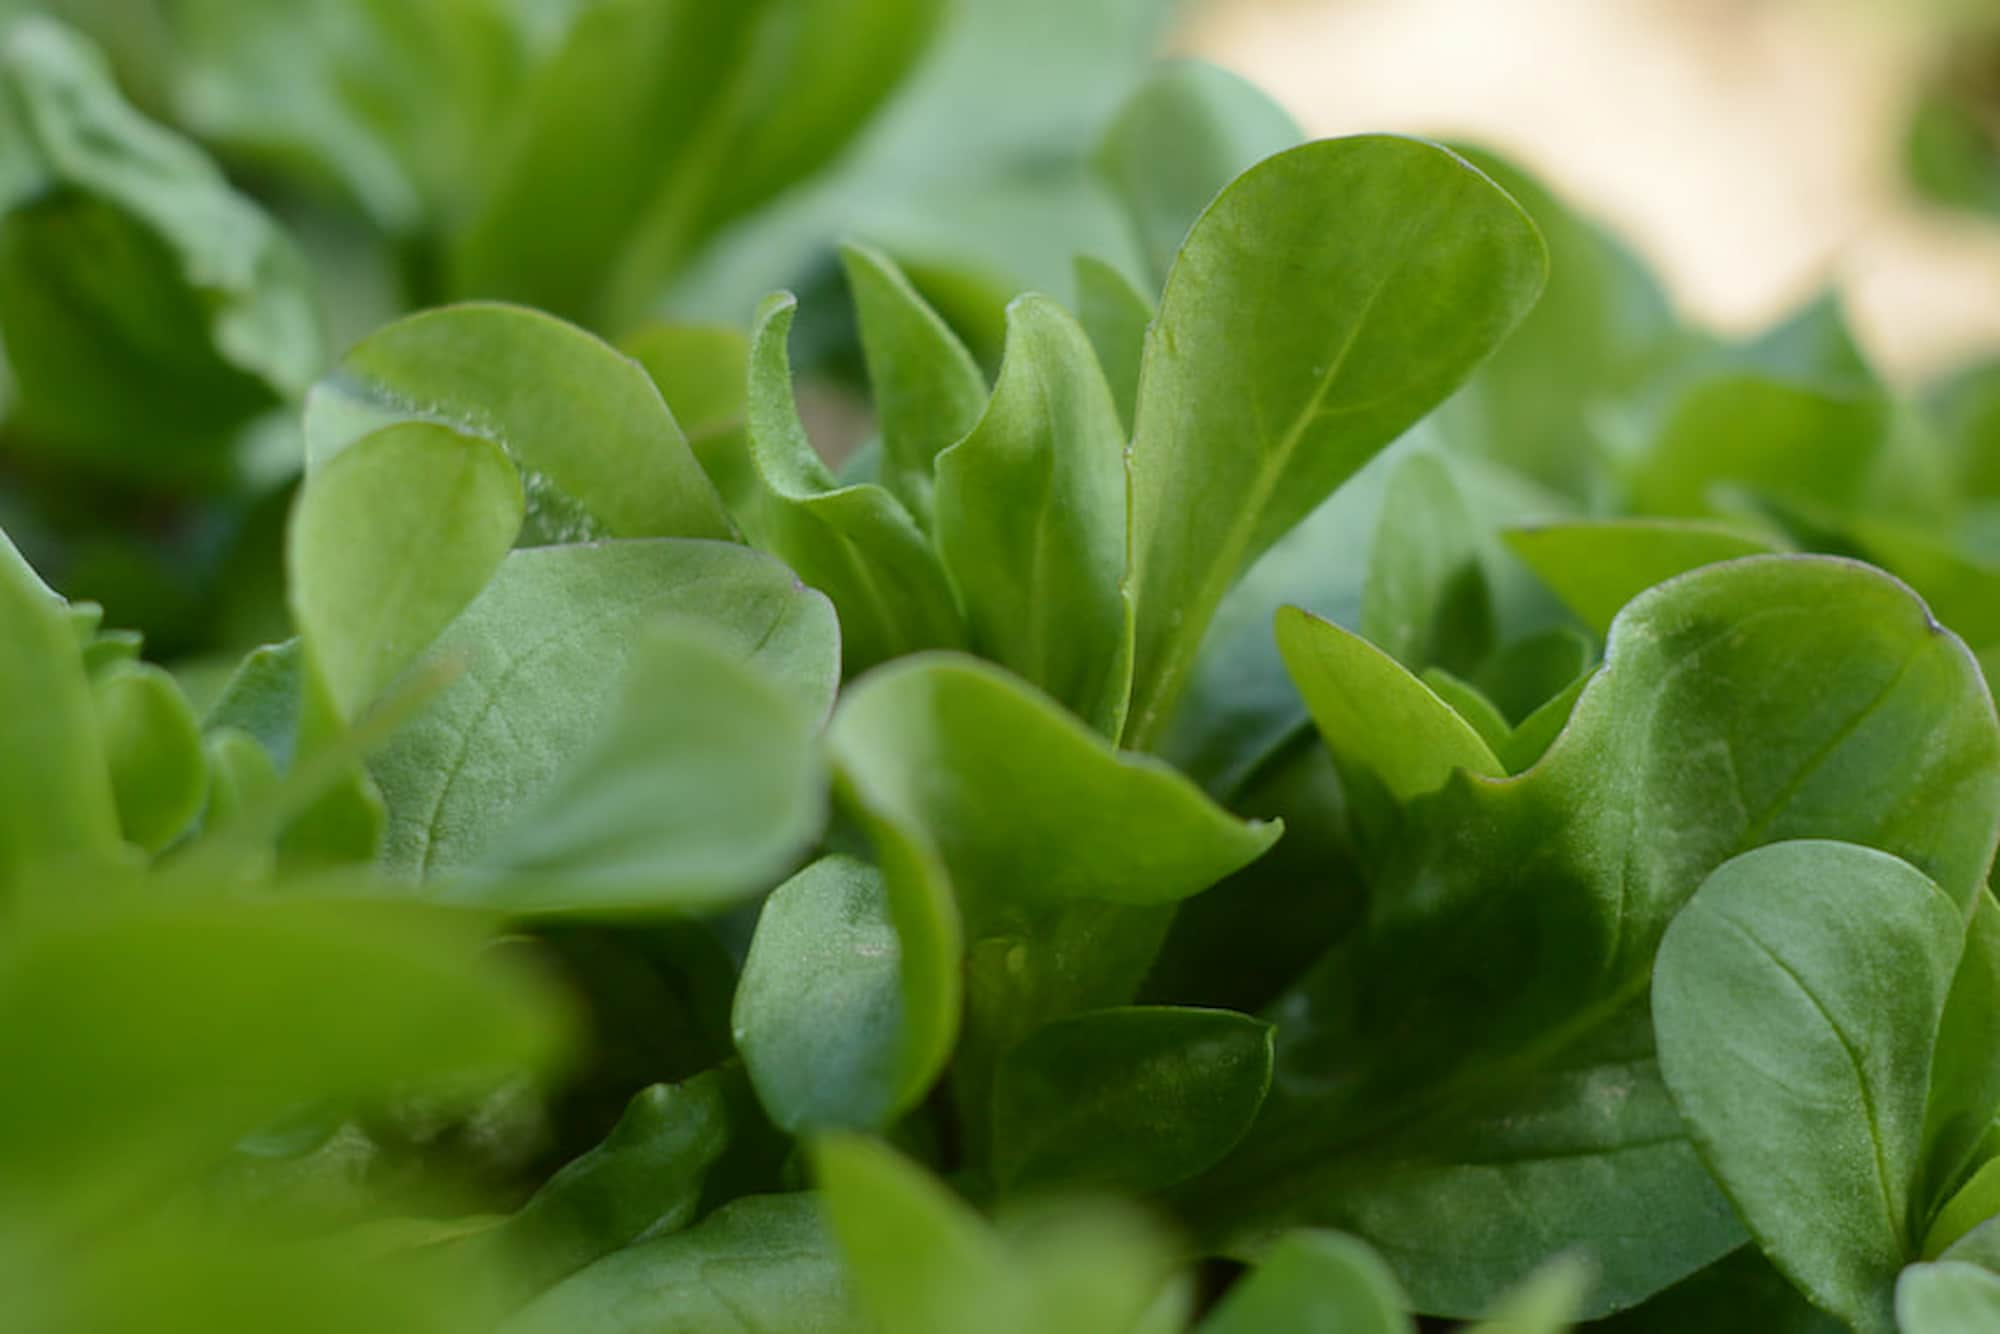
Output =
[
  {"x1": 1654, "y1": 841, "x2": 1966, "y2": 1333},
  {"x1": 449, "y1": 0, "x2": 942, "y2": 326},
  {"x1": 1198, "y1": 1231, "x2": 1414, "y2": 1334},
  {"x1": 1924, "y1": 1157, "x2": 2000, "y2": 1260},
  {"x1": 0, "y1": 529, "x2": 121, "y2": 896},
  {"x1": 1467, "y1": 1255, "x2": 1591, "y2": 1332},
  {"x1": 1276, "y1": 605, "x2": 1504, "y2": 809},
  {"x1": 992, "y1": 1005, "x2": 1272, "y2": 1195},
  {"x1": 1897, "y1": 1261, "x2": 2000, "y2": 1333},
  {"x1": 816, "y1": 1134, "x2": 1023, "y2": 1334},
  {"x1": 0, "y1": 16, "x2": 323, "y2": 473},
  {"x1": 738, "y1": 292, "x2": 966, "y2": 674},
  {"x1": 1631, "y1": 375, "x2": 1886, "y2": 520},
  {"x1": 828, "y1": 654, "x2": 1279, "y2": 925},
  {"x1": 288, "y1": 421, "x2": 523, "y2": 720},
  {"x1": 1189, "y1": 556, "x2": 2000, "y2": 1318},
  {"x1": 1122, "y1": 136, "x2": 1548, "y2": 748},
  {"x1": 0, "y1": 894, "x2": 570, "y2": 1225},
  {"x1": 370, "y1": 539, "x2": 838, "y2": 881},
  {"x1": 619, "y1": 322, "x2": 755, "y2": 515},
  {"x1": 446, "y1": 619, "x2": 827, "y2": 917},
  {"x1": 1360, "y1": 450, "x2": 1493, "y2": 674},
  {"x1": 842, "y1": 241, "x2": 988, "y2": 528},
  {"x1": 1504, "y1": 520, "x2": 1779, "y2": 636},
  {"x1": 1093, "y1": 59, "x2": 1301, "y2": 288},
  {"x1": 93, "y1": 661, "x2": 206, "y2": 854},
  {"x1": 734, "y1": 853, "x2": 959, "y2": 1132},
  {"x1": 303, "y1": 303, "x2": 731, "y2": 545},
  {"x1": 1923, "y1": 892, "x2": 2000, "y2": 1220},
  {"x1": 1073, "y1": 255, "x2": 1152, "y2": 432},
  {"x1": 934, "y1": 293, "x2": 1132, "y2": 735},
  {"x1": 505, "y1": 1193, "x2": 861, "y2": 1334},
  {"x1": 472, "y1": 1072, "x2": 733, "y2": 1302}
]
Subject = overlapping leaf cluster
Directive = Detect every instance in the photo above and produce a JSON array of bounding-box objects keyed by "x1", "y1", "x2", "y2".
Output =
[{"x1": 8, "y1": 10, "x2": 2000, "y2": 1333}]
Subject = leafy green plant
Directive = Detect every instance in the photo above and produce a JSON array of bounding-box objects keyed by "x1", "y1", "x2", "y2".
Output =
[{"x1": 11, "y1": 13, "x2": 2000, "y2": 1333}]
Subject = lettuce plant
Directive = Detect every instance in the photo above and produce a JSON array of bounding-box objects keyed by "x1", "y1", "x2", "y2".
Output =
[{"x1": 7, "y1": 20, "x2": 2000, "y2": 1334}]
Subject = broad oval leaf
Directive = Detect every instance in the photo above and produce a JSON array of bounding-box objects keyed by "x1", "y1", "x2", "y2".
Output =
[
  {"x1": 734, "y1": 852, "x2": 959, "y2": 1133},
  {"x1": 1122, "y1": 135, "x2": 1548, "y2": 747},
  {"x1": 505, "y1": 1193, "x2": 861, "y2": 1334},
  {"x1": 1198, "y1": 1231, "x2": 1414, "y2": 1334},
  {"x1": 828, "y1": 654, "x2": 1279, "y2": 925},
  {"x1": 992, "y1": 1006, "x2": 1273, "y2": 1195},
  {"x1": 739, "y1": 293, "x2": 966, "y2": 674},
  {"x1": 1654, "y1": 841, "x2": 1966, "y2": 1334},
  {"x1": 303, "y1": 303, "x2": 731, "y2": 545},
  {"x1": 935, "y1": 293, "x2": 1132, "y2": 735},
  {"x1": 289, "y1": 421, "x2": 524, "y2": 720},
  {"x1": 370, "y1": 539, "x2": 838, "y2": 881}
]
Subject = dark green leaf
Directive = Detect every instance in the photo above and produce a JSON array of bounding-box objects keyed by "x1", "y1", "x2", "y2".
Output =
[{"x1": 992, "y1": 1005, "x2": 1272, "y2": 1195}]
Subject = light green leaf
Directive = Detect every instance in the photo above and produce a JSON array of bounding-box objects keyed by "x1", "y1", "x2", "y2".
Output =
[
  {"x1": 0, "y1": 894, "x2": 570, "y2": 1225},
  {"x1": 619, "y1": 322, "x2": 755, "y2": 514},
  {"x1": 1467, "y1": 1255, "x2": 1591, "y2": 1332},
  {"x1": 1093, "y1": 59, "x2": 1302, "y2": 288},
  {"x1": 1504, "y1": 520, "x2": 1780, "y2": 635},
  {"x1": 1199, "y1": 1231, "x2": 1414, "y2": 1334},
  {"x1": 303, "y1": 303, "x2": 731, "y2": 545},
  {"x1": 734, "y1": 853, "x2": 958, "y2": 1132},
  {"x1": 447, "y1": 619, "x2": 826, "y2": 917},
  {"x1": 934, "y1": 293, "x2": 1132, "y2": 735},
  {"x1": 1122, "y1": 135, "x2": 1548, "y2": 748},
  {"x1": 471, "y1": 1072, "x2": 733, "y2": 1302},
  {"x1": 828, "y1": 654, "x2": 1279, "y2": 925},
  {"x1": 93, "y1": 661, "x2": 206, "y2": 853},
  {"x1": 737, "y1": 292, "x2": 966, "y2": 673},
  {"x1": 1277, "y1": 605, "x2": 1505, "y2": 810},
  {"x1": 842, "y1": 241, "x2": 988, "y2": 528},
  {"x1": 505, "y1": 1193, "x2": 861, "y2": 1334},
  {"x1": 288, "y1": 421, "x2": 523, "y2": 720},
  {"x1": 1073, "y1": 254, "x2": 1151, "y2": 432},
  {"x1": 0, "y1": 528, "x2": 121, "y2": 896},
  {"x1": 816, "y1": 1134, "x2": 1022, "y2": 1334},
  {"x1": 1654, "y1": 841, "x2": 1966, "y2": 1334},
  {"x1": 1924, "y1": 1157, "x2": 2000, "y2": 1260},
  {"x1": 992, "y1": 1005, "x2": 1272, "y2": 1195},
  {"x1": 1897, "y1": 1261, "x2": 2000, "y2": 1333},
  {"x1": 370, "y1": 539, "x2": 838, "y2": 880}
]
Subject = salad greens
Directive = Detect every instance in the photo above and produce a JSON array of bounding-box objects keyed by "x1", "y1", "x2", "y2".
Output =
[{"x1": 8, "y1": 7, "x2": 2000, "y2": 1331}]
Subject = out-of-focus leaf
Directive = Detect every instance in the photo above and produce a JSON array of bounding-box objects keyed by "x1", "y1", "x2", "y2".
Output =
[
  {"x1": 92, "y1": 661, "x2": 205, "y2": 853},
  {"x1": 1897, "y1": 1260, "x2": 2000, "y2": 1333},
  {"x1": 1198, "y1": 1231, "x2": 1413, "y2": 1334},
  {"x1": 1073, "y1": 254, "x2": 1151, "y2": 432},
  {"x1": 1504, "y1": 520, "x2": 1779, "y2": 635}
]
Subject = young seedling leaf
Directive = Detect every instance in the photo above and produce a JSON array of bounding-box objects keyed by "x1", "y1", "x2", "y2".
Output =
[
  {"x1": 1122, "y1": 135, "x2": 1548, "y2": 748},
  {"x1": 934, "y1": 293, "x2": 1133, "y2": 735},
  {"x1": 1197, "y1": 1231, "x2": 1414, "y2": 1334}
]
